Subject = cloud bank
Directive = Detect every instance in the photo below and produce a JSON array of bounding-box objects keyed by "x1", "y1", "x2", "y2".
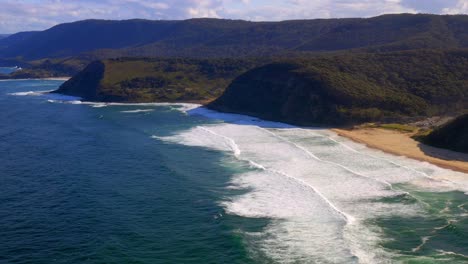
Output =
[{"x1": 0, "y1": 0, "x2": 466, "y2": 33}]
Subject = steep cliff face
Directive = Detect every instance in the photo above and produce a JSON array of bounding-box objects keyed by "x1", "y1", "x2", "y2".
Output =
[
  {"x1": 54, "y1": 61, "x2": 106, "y2": 100},
  {"x1": 208, "y1": 63, "x2": 342, "y2": 124},
  {"x1": 423, "y1": 114, "x2": 468, "y2": 153}
]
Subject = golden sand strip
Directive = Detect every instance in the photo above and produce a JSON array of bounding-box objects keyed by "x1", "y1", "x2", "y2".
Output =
[{"x1": 333, "y1": 128, "x2": 468, "y2": 174}]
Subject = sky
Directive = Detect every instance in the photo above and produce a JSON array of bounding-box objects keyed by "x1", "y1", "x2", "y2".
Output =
[{"x1": 0, "y1": 0, "x2": 467, "y2": 33}]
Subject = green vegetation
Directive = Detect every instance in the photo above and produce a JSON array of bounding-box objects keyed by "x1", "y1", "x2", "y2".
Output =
[
  {"x1": 421, "y1": 114, "x2": 468, "y2": 153},
  {"x1": 209, "y1": 49, "x2": 468, "y2": 125},
  {"x1": 367, "y1": 123, "x2": 418, "y2": 133},
  {"x1": 17, "y1": 14, "x2": 464, "y2": 126},
  {"x1": 0, "y1": 57, "x2": 88, "y2": 79},
  {"x1": 53, "y1": 49, "x2": 468, "y2": 125},
  {"x1": 54, "y1": 58, "x2": 261, "y2": 102}
]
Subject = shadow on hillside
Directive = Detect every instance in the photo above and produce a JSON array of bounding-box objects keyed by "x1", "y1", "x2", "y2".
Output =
[{"x1": 417, "y1": 143, "x2": 468, "y2": 162}]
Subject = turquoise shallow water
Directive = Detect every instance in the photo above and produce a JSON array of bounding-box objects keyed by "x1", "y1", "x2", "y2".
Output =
[{"x1": 1, "y1": 79, "x2": 467, "y2": 263}]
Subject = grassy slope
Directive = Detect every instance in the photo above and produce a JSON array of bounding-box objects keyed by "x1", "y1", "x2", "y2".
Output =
[
  {"x1": 55, "y1": 58, "x2": 260, "y2": 102},
  {"x1": 0, "y1": 57, "x2": 89, "y2": 79}
]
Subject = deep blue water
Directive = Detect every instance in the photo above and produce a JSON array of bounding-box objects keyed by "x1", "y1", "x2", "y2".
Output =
[
  {"x1": 1, "y1": 80, "x2": 467, "y2": 263},
  {"x1": 0, "y1": 80, "x2": 258, "y2": 263}
]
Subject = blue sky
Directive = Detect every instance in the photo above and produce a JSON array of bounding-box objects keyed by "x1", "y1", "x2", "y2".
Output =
[{"x1": 0, "y1": 0, "x2": 467, "y2": 33}]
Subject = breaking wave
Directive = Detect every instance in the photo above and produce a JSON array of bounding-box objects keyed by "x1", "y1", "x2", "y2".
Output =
[{"x1": 156, "y1": 109, "x2": 468, "y2": 263}]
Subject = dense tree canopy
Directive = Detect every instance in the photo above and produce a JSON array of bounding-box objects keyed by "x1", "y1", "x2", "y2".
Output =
[{"x1": 209, "y1": 50, "x2": 468, "y2": 125}]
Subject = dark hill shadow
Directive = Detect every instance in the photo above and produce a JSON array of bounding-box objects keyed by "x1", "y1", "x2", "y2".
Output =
[{"x1": 417, "y1": 143, "x2": 468, "y2": 162}]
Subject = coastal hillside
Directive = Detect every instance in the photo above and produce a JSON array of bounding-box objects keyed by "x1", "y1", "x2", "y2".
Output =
[
  {"x1": 0, "y1": 57, "x2": 89, "y2": 79},
  {"x1": 209, "y1": 50, "x2": 468, "y2": 125},
  {"x1": 54, "y1": 58, "x2": 259, "y2": 102},
  {"x1": 422, "y1": 114, "x2": 468, "y2": 153},
  {"x1": 2, "y1": 14, "x2": 468, "y2": 60}
]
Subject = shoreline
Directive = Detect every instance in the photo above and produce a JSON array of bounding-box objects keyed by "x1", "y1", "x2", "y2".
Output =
[
  {"x1": 333, "y1": 128, "x2": 468, "y2": 174},
  {"x1": 10, "y1": 83, "x2": 468, "y2": 174},
  {"x1": 41, "y1": 77, "x2": 71, "y2": 81},
  {"x1": 0, "y1": 77, "x2": 71, "y2": 81}
]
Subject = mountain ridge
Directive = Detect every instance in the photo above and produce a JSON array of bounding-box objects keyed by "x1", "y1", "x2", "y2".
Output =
[{"x1": 2, "y1": 14, "x2": 468, "y2": 60}]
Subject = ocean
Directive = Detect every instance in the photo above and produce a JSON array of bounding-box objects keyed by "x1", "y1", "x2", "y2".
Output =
[{"x1": 1, "y1": 78, "x2": 467, "y2": 263}]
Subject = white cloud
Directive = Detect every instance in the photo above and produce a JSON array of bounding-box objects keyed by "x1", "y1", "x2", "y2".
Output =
[
  {"x1": 401, "y1": 0, "x2": 460, "y2": 14},
  {"x1": 219, "y1": 0, "x2": 417, "y2": 21},
  {"x1": 0, "y1": 0, "x2": 466, "y2": 33},
  {"x1": 443, "y1": 0, "x2": 468, "y2": 14}
]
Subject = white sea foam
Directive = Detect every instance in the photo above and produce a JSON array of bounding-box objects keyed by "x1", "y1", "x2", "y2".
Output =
[
  {"x1": 8, "y1": 90, "x2": 54, "y2": 96},
  {"x1": 158, "y1": 125, "x2": 404, "y2": 262},
  {"x1": 12, "y1": 87, "x2": 465, "y2": 261},
  {"x1": 412, "y1": 236, "x2": 432, "y2": 252},
  {"x1": 436, "y1": 249, "x2": 468, "y2": 259},
  {"x1": 101, "y1": 102, "x2": 200, "y2": 111},
  {"x1": 156, "y1": 109, "x2": 468, "y2": 263},
  {"x1": 13, "y1": 91, "x2": 201, "y2": 112},
  {"x1": 9, "y1": 90, "x2": 82, "y2": 102},
  {"x1": 46, "y1": 96, "x2": 201, "y2": 113},
  {"x1": 120, "y1": 109, "x2": 154, "y2": 113}
]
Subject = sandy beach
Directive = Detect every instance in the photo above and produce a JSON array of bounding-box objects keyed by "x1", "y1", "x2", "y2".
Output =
[
  {"x1": 333, "y1": 128, "x2": 468, "y2": 173},
  {"x1": 42, "y1": 77, "x2": 71, "y2": 81}
]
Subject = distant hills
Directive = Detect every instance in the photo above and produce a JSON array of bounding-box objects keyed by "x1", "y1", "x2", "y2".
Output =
[
  {"x1": 2, "y1": 14, "x2": 468, "y2": 60},
  {"x1": 2, "y1": 13, "x2": 466, "y2": 127}
]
